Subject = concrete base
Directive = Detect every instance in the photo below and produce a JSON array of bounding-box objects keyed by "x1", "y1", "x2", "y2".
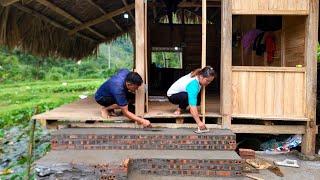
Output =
[{"x1": 36, "y1": 150, "x2": 243, "y2": 179}]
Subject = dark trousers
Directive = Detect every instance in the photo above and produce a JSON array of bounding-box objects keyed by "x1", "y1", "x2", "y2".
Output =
[
  {"x1": 168, "y1": 92, "x2": 201, "y2": 109},
  {"x1": 95, "y1": 92, "x2": 135, "y2": 113}
]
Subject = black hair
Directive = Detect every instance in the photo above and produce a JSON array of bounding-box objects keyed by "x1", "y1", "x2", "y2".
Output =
[
  {"x1": 125, "y1": 72, "x2": 143, "y2": 86},
  {"x1": 191, "y1": 66, "x2": 217, "y2": 78}
]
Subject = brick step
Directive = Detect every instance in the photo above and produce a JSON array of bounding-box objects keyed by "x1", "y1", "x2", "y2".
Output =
[
  {"x1": 51, "y1": 128, "x2": 236, "y2": 151},
  {"x1": 36, "y1": 150, "x2": 243, "y2": 179}
]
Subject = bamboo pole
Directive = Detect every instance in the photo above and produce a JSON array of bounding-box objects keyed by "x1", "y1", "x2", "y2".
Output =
[{"x1": 27, "y1": 119, "x2": 36, "y2": 179}]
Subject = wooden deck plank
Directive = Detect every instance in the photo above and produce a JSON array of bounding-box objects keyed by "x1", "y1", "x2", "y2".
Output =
[
  {"x1": 32, "y1": 97, "x2": 131, "y2": 122},
  {"x1": 32, "y1": 96, "x2": 308, "y2": 122},
  {"x1": 143, "y1": 95, "x2": 221, "y2": 118},
  {"x1": 32, "y1": 96, "x2": 221, "y2": 121}
]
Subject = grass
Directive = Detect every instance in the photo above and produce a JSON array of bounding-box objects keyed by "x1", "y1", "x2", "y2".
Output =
[
  {"x1": 0, "y1": 79, "x2": 104, "y2": 128},
  {"x1": 0, "y1": 78, "x2": 105, "y2": 179}
]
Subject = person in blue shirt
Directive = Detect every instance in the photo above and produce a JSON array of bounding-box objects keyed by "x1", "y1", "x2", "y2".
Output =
[
  {"x1": 95, "y1": 69, "x2": 151, "y2": 127},
  {"x1": 167, "y1": 66, "x2": 217, "y2": 130}
]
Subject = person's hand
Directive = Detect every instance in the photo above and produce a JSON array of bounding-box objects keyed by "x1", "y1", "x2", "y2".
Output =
[
  {"x1": 197, "y1": 121, "x2": 207, "y2": 130},
  {"x1": 142, "y1": 119, "x2": 152, "y2": 128}
]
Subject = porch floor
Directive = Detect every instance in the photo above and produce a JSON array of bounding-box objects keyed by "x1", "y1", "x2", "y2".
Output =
[
  {"x1": 32, "y1": 96, "x2": 221, "y2": 122},
  {"x1": 144, "y1": 95, "x2": 220, "y2": 118}
]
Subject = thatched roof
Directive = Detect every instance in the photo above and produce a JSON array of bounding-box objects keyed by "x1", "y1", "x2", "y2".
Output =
[{"x1": 0, "y1": 0, "x2": 221, "y2": 59}]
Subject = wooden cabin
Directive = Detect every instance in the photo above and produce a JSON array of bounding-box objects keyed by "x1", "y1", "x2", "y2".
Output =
[{"x1": 0, "y1": 0, "x2": 318, "y2": 155}]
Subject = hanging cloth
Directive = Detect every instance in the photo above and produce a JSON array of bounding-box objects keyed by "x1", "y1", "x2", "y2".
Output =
[
  {"x1": 253, "y1": 32, "x2": 266, "y2": 56},
  {"x1": 241, "y1": 29, "x2": 263, "y2": 53},
  {"x1": 265, "y1": 33, "x2": 276, "y2": 63}
]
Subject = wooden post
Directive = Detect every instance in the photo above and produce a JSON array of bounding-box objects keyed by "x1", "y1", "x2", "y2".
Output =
[
  {"x1": 201, "y1": 0, "x2": 207, "y2": 124},
  {"x1": 39, "y1": 119, "x2": 47, "y2": 128},
  {"x1": 135, "y1": 0, "x2": 146, "y2": 116},
  {"x1": 145, "y1": 1, "x2": 149, "y2": 113},
  {"x1": 302, "y1": 0, "x2": 319, "y2": 155},
  {"x1": 221, "y1": 0, "x2": 232, "y2": 129},
  {"x1": 27, "y1": 119, "x2": 36, "y2": 179}
]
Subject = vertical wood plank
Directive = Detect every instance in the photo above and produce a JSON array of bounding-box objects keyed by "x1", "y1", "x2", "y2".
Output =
[
  {"x1": 238, "y1": 72, "x2": 249, "y2": 114},
  {"x1": 294, "y1": 73, "x2": 304, "y2": 116},
  {"x1": 201, "y1": 0, "x2": 207, "y2": 123},
  {"x1": 232, "y1": 72, "x2": 240, "y2": 114},
  {"x1": 135, "y1": 0, "x2": 145, "y2": 116},
  {"x1": 255, "y1": 72, "x2": 266, "y2": 115},
  {"x1": 283, "y1": 72, "x2": 294, "y2": 115},
  {"x1": 265, "y1": 72, "x2": 275, "y2": 115},
  {"x1": 221, "y1": 0, "x2": 232, "y2": 128},
  {"x1": 247, "y1": 72, "x2": 256, "y2": 114},
  {"x1": 274, "y1": 72, "x2": 284, "y2": 116}
]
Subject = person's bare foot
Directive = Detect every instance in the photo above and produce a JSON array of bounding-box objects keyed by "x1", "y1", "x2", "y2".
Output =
[
  {"x1": 173, "y1": 108, "x2": 181, "y2": 115},
  {"x1": 108, "y1": 109, "x2": 117, "y2": 116}
]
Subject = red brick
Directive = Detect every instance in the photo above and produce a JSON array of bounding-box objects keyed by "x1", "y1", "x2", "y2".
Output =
[{"x1": 216, "y1": 171, "x2": 231, "y2": 177}]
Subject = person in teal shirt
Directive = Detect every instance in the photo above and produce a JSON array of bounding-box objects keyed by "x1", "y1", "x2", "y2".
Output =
[{"x1": 167, "y1": 66, "x2": 217, "y2": 130}]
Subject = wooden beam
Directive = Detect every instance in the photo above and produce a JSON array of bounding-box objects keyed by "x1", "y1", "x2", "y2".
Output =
[
  {"x1": 86, "y1": 0, "x2": 123, "y2": 32},
  {"x1": 232, "y1": 10, "x2": 308, "y2": 15},
  {"x1": 68, "y1": 123, "x2": 307, "y2": 135},
  {"x1": 221, "y1": 0, "x2": 232, "y2": 129},
  {"x1": 70, "y1": 122, "x2": 222, "y2": 129},
  {"x1": 302, "y1": 0, "x2": 319, "y2": 155},
  {"x1": 201, "y1": 0, "x2": 206, "y2": 124},
  {"x1": 232, "y1": 66, "x2": 306, "y2": 73},
  {"x1": 135, "y1": 0, "x2": 145, "y2": 116},
  {"x1": 12, "y1": 4, "x2": 97, "y2": 42},
  {"x1": 231, "y1": 125, "x2": 306, "y2": 134},
  {"x1": 149, "y1": 1, "x2": 221, "y2": 8},
  {"x1": 232, "y1": 114, "x2": 309, "y2": 121},
  {"x1": 0, "y1": 0, "x2": 19, "y2": 6},
  {"x1": 122, "y1": 0, "x2": 135, "y2": 23},
  {"x1": 69, "y1": 4, "x2": 135, "y2": 36},
  {"x1": 35, "y1": 0, "x2": 106, "y2": 39}
]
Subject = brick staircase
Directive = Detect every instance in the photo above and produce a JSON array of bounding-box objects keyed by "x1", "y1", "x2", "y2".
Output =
[{"x1": 36, "y1": 128, "x2": 243, "y2": 179}]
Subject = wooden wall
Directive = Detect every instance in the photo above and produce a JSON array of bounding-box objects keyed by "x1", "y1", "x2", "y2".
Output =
[
  {"x1": 283, "y1": 16, "x2": 307, "y2": 66},
  {"x1": 232, "y1": 0, "x2": 309, "y2": 14},
  {"x1": 232, "y1": 67, "x2": 306, "y2": 118}
]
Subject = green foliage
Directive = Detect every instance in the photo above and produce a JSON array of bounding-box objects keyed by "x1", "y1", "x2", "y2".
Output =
[
  {"x1": 0, "y1": 36, "x2": 134, "y2": 179},
  {"x1": 0, "y1": 79, "x2": 103, "y2": 128},
  {"x1": 151, "y1": 51, "x2": 182, "y2": 69},
  {"x1": 0, "y1": 39, "x2": 132, "y2": 127},
  {"x1": 0, "y1": 36, "x2": 133, "y2": 83}
]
